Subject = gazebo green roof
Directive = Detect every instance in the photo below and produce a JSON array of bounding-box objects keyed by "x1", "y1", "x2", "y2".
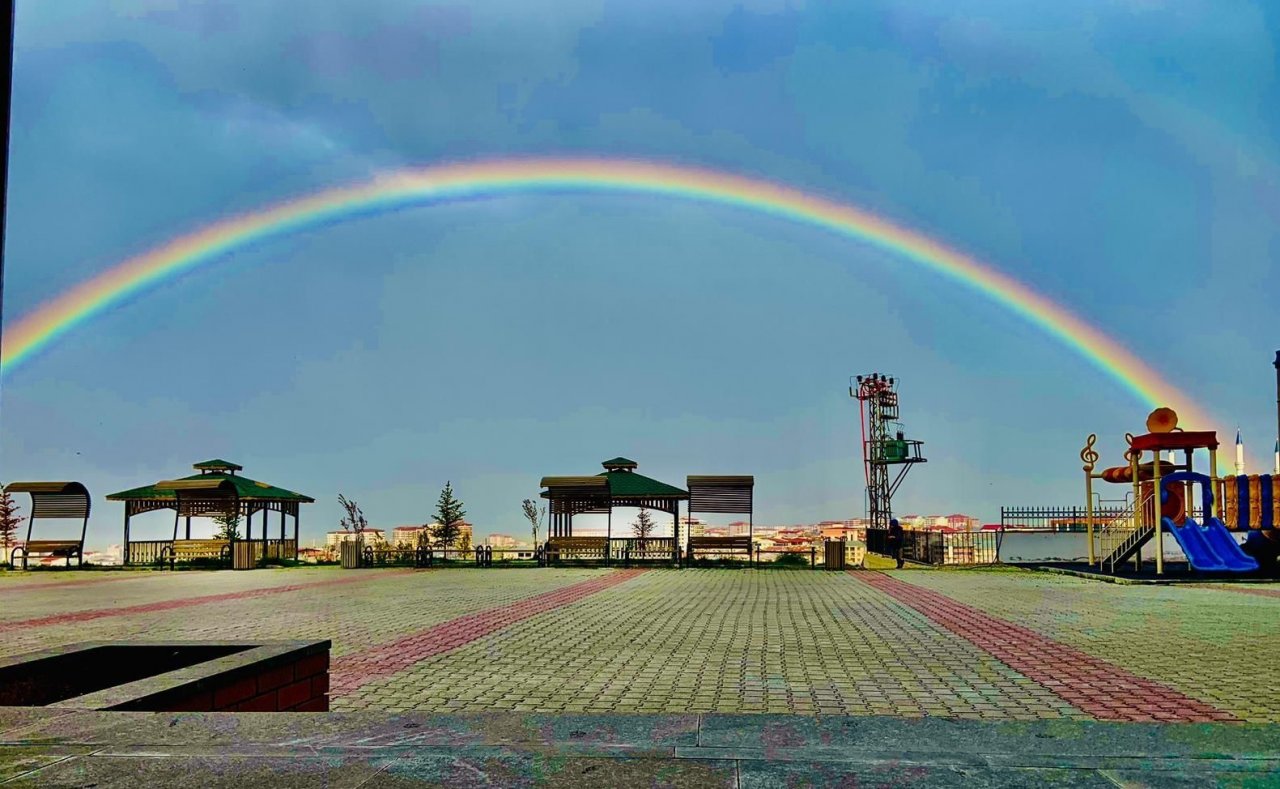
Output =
[
  {"x1": 601, "y1": 457, "x2": 638, "y2": 470},
  {"x1": 596, "y1": 469, "x2": 687, "y2": 498},
  {"x1": 107, "y1": 471, "x2": 314, "y2": 503}
]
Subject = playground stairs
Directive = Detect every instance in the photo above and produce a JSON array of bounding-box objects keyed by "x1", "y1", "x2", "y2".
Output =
[
  {"x1": 1097, "y1": 493, "x2": 1154, "y2": 574},
  {"x1": 1101, "y1": 522, "x2": 1154, "y2": 574}
]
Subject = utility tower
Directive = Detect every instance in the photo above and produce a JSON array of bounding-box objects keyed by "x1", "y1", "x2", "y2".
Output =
[{"x1": 851, "y1": 373, "x2": 926, "y2": 530}]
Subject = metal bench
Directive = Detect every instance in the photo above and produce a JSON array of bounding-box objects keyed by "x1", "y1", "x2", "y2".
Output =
[
  {"x1": 163, "y1": 539, "x2": 232, "y2": 569},
  {"x1": 687, "y1": 536, "x2": 754, "y2": 565},
  {"x1": 545, "y1": 537, "x2": 609, "y2": 564},
  {"x1": 12, "y1": 540, "x2": 84, "y2": 569}
]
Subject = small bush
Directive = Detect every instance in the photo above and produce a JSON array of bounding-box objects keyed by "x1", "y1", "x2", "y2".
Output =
[{"x1": 771, "y1": 553, "x2": 809, "y2": 568}]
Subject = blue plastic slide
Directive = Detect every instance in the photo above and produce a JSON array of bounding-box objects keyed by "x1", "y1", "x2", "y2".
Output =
[
  {"x1": 1165, "y1": 517, "x2": 1227, "y2": 572},
  {"x1": 1200, "y1": 518, "x2": 1260, "y2": 572}
]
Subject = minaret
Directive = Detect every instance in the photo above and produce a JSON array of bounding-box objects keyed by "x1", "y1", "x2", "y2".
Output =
[
  {"x1": 1235, "y1": 429, "x2": 1245, "y2": 475},
  {"x1": 1274, "y1": 438, "x2": 1279, "y2": 475}
]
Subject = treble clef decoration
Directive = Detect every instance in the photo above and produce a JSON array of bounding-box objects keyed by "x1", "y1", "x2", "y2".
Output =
[{"x1": 1080, "y1": 434, "x2": 1099, "y2": 473}]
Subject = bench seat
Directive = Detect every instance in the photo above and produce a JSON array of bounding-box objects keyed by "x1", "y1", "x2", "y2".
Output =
[
  {"x1": 687, "y1": 536, "x2": 753, "y2": 564},
  {"x1": 13, "y1": 540, "x2": 84, "y2": 569},
  {"x1": 165, "y1": 539, "x2": 232, "y2": 568},
  {"x1": 546, "y1": 537, "x2": 609, "y2": 564}
]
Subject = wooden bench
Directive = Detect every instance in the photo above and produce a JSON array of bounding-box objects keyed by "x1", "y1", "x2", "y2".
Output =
[
  {"x1": 164, "y1": 539, "x2": 232, "y2": 569},
  {"x1": 546, "y1": 537, "x2": 609, "y2": 564},
  {"x1": 13, "y1": 540, "x2": 84, "y2": 569},
  {"x1": 687, "y1": 536, "x2": 754, "y2": 565}
]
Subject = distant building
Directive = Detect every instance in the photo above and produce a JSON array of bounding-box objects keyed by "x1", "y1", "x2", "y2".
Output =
[
  {"x1": 486, "y1": 533, "x2": 517, "y2": 549},
  {"x1": 728, "y1": 521, "x2": 751, "y2": 537},
  {"x1": 819, "y1": 523, "x2": 861, "y2": 542},
  {"x1": 325, "y1": 529, "x2": 386, "y2": 549},
  {"x1": 392, "y1": 525, "x2": 431, "y2": 546},
  {"x1": 680, "y1": 516, "x2": 707, "y2": 538}
]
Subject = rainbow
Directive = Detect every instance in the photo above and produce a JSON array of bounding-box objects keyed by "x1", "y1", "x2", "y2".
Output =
[{"x1": 0, "y1": 156, "x2": 1220, "y2": 432}]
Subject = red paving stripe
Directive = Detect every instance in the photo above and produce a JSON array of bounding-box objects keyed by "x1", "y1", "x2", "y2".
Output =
[
  {"x1": 1200, "y1": 585, "x2": 1280, "y2": 600},
  {"x1": 331, "y1": 569, "x2": 648, "y2": 696},
  {"x1": 851, "y1": 571, "x2": 1239, "y2": 724},
  {"x1": 7, "y1": 569, "x2": 417, "y2": 628}
]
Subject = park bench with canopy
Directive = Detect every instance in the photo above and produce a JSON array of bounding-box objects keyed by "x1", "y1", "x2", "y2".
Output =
[
  {"x1": 686, "y1": 476, "x2": 755, "y2": 565},
  {"x1": 541, "y1": 457, "x2": 689, "y2": 565},
  {"x1": 5, "y1": 482, "x2": 91, "y2": 569}
]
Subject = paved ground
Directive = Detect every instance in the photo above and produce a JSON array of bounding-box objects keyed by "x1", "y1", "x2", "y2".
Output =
[
  {"x1": 4, "y1": 708, "x2": 1279, "y2": 787},
  {"x1": 3, "y1": 565, "x2": 1279, "y2": 725}
]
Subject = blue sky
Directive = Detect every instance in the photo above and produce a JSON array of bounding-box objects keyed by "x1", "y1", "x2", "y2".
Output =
[{"x1": 2, "y1": 0, "x2": 1278, "y2": 546}]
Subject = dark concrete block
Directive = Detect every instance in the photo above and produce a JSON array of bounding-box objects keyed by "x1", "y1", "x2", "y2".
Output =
[
  {"x1": 0, "y1": 745, "x2": 93, "y2": 783},
  {"x1": 3, "y1": 753, "x2": 385, "y2": 788},
  {"x1": 373, "y1": 752, "x2": 738, "y2": 788},
  {"x1": 737, "y1": 760, "x2": 1117, "y2": 788}
]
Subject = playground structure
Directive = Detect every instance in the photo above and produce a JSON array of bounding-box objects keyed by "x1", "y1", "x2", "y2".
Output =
[
  {"x1": 1082, "y1": 407, "x2": 1277, "y2": 576},
  {"x1": 850, "y1": 373, "x2": 925, "y2": 532}
]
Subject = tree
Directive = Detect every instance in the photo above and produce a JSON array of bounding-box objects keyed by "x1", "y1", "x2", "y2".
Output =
[
  {"x1": 521, "y1": 498, "x2": 545, "y2": 547},
  {"x1": 431, "y1": 481, "x2": 466, "y2": 549},
  {"x1": 0, "y1": 486, "x2": 25, "y2": 566},
  {"x1": 211, "y1": 509, "x2": 242, "y2": 541},
  {"x1": 632, "y1": 507, "x2": 656, "y2": 542},
  {"x1": 338, "y1": 494, "x2": 368, "y2": 549}
]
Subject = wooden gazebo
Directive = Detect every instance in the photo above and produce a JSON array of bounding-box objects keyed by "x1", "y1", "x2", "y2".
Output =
[
  {"x1": 4, "y1": 482, "x2": 91, "y2": 568},
  {"x1": 541, "y1": 457, "x2": 689, "y2": 563},
  {"x1": 107, "y1": 460, "x2": 314, "y2": 565}
]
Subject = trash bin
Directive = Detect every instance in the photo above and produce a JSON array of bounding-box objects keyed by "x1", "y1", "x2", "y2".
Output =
[
  {"x1": 232, "y1": 542, "x2": 256, "y2": 571},
  {"x1": 340, "y1": 542, "x2": 362, "y2": 569},
  {"x1": 824, "y1": 539, "x2": 846, "y2": 570}
]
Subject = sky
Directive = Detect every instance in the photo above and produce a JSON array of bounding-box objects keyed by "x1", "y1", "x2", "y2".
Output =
[{"x1": 2, "y1": 0, "x2": 1278, "y2": 548}]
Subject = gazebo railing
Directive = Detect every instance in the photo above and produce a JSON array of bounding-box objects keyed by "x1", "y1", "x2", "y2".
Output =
[
  {"x1": 608, "y1": 537, "x2": 675, "y2": 563},
  {"x1": 126, "y1": 538, "x2": 298, "y2": 566},
  {"x1": 126, "y1": 541, "x2": 172, "y2": 566}
]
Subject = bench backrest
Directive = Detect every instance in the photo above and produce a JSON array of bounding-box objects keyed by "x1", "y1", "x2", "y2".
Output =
[
  {"x1": 23, "y1": 540, "x2": 83, "y2": 552},
  {"x1": 172, "y1": 539, "x2": 230, "y2": 554},
  {"x1": 548, "y1": 537, "x2": 608, "y2": 549},
  {"x1": 688, "y1": 536, "x2": 752, "y2": 549}
]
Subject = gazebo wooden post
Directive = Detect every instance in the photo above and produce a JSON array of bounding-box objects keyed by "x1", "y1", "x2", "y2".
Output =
[
  {"x1": 185, "y1": 516, "x2": 191, "y2": 540},
  {"x1": 606, "y1": 507, "x2": 612, "y2": 567},
  {"x1": 673, "y1": 500, "x2": 679, "y2": 566},
  {"x1": 123, "y1": 504, "x2": 132, "y2": 565},
  {"x1": 293, "y1": 505, "x2": 300, "y2": 558}
]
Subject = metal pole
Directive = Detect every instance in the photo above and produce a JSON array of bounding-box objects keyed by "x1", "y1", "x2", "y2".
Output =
[
  {"x1": 1085, "y1": 474, "x2": 1096, "y2": 566},
  {"x1": 0, "y1": 0, "x2": 14, "y2": 423},
  {"x1": 1153, "y1": 451, "x2": 1163, "y2": 576},
  {"x1": 1274, "y1": 350, "x2": 1279, "y2": 467}
]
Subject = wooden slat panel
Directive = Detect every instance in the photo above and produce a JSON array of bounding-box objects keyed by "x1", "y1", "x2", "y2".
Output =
[
  {"x1": 30, "y1": 494, "x2": 90, "y2": 519},
  {"x1": 687, "y1": 476, "x2": 754, "y2": 514}
]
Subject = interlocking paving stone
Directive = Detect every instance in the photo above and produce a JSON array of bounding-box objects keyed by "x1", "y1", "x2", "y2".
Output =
[
  {"x1": 4, "y1": 566, "x2": 1279, "y2": 723},
  {"x1": 890, "y1": 569, "x2": 1280, "y2": 723},
  {"x1": 6, "y1": 569, "x2": 418, "y2": 629},
  {"x1": 348, "y1": 570, "x2": 1081, "y2": 717},
  {"x1": 851, "y1": 571, "x2": 1238, "y2": 723},
  {"x1": 0, "y1": 569, "x2": 618, "y2": 663},
  {"x1": 330, "y1": 570, "x2": 648, "y2": 696}
]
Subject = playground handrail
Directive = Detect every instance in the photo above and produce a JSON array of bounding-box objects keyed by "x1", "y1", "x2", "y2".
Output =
[{"x1": 1096, "y1": 491, "x2": 1153, "y2": 567}]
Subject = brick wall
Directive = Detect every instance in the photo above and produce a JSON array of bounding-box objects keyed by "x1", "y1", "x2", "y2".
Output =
[{"x1": 166, "y1": 651, "x2": 329, "y2": 712}]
